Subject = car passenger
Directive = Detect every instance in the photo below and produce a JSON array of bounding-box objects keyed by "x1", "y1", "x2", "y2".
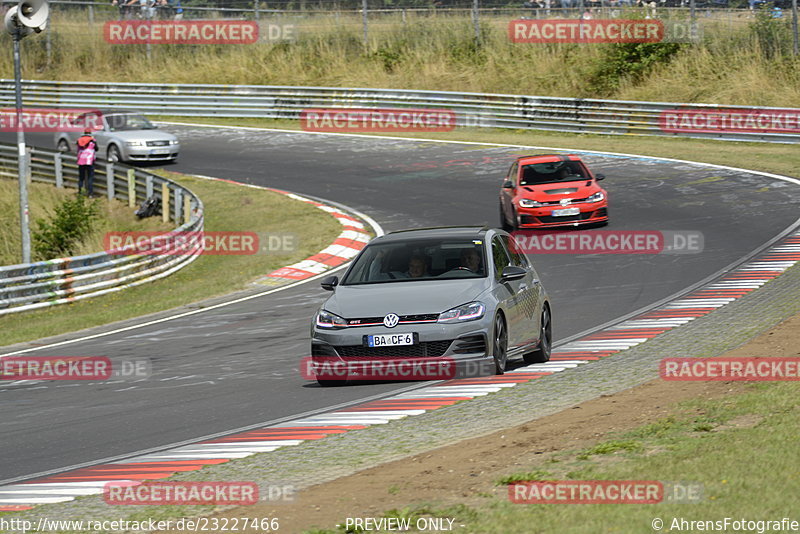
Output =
[{"x1": 405, "y1": 254, "x2": 429, "y2": 279}]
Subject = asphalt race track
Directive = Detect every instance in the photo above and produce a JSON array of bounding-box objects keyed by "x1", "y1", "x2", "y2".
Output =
[{"x1": 1, "y1": 125, "x2": 799, "y2": 483}]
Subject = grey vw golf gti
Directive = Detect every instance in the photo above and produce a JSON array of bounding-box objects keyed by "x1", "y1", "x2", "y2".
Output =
[{"x1": 311, "y1": 227, "x2": 552, "y2": 386}]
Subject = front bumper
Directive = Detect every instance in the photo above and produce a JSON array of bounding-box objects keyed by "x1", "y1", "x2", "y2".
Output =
[
  {"x1": 311, "y1": 319, "x2": 494, "y2": 379},
  {"x1": 517, "y1": 203, "x2": 608, "y2": 228},
  {"x1": 125, "y1": 146, "x2": 180, "y2": 162}
]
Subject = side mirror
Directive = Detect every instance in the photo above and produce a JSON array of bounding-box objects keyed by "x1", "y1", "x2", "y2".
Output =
[
  {"x1": 595, "y1": 173, "x2": 605, "y2": 181},
  {"x1": 502, "y1": 180, "x2": 514, "y2": 189},
  {"x1": 320, "y1": 275, "x2": 339, "y2": 291},
  {"x1": 500, "y1": 265, "x2": 526, "y2": 282}
]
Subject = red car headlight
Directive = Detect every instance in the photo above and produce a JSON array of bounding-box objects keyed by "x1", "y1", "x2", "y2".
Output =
[{"x1": 518, "y1": 198, "x2": 543, "y2": 208}]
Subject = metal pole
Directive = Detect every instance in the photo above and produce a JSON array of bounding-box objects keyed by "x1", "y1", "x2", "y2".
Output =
[
  {"x1": 45, "y1": 23, "x2": 51, "y2": 68},
  {"x1": 361, "y1": 0, "x2": 368, "y2": 48},
  {"x1": 254, "y1": 0, "x2": 260, "y2": 20},
  {"x1": 472, "y1": 0, "x2": 480, "y2": 46},
  {"x1": 793, "y1": 0, "x2": 799, "y2": 56},
  {"x1": 690, "y1": 0, "x2": 696, "y2": 31},
  {"x1": 13, "y1": 32, "x2": 31, "y2": 264}
]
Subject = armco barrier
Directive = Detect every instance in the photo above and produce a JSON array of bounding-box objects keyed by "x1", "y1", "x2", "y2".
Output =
[
  {"x1": 0, "y1": 143, "x2": 204, "y2": 315},
  {"x1": 1, "y1": 80, "x2": 798, "y2": 143}
]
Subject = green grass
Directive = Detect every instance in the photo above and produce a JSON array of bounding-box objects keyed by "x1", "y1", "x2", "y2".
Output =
[
  {"x1": 3, "y1": 9, "x2": 799, "y2": 106},
  {"x1": 341, "y1": 381, "x2": 800, "y2": 533},
  {"x1": 0, "y1": 171, "x2": 342, "y2": 347},
  {"x1": 0, "y1": 177, "x2": 171, "y2": 265}
]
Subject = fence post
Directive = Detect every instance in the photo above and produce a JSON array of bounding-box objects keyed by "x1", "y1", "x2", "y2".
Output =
[
  {"x1": 362, "y1": 0, "x2": 368, "y2": 48},
  {"x1": 127, "y1": 168, "x2": 136, "y2": 207},
  {"x1": 172, "y1": 189, "x2": 183, "y2": 224},
  {"x1": 106, "y1": 163, "x2": 115, "y2": 201},
  {"x1": 472, "y1": 0, "x2": 480, "y2": 46},
  {"x1": 793, "y1": 0, "x2": 799, "y2": 56},
  {"x1": 183, "y1": 197, "x2": 191, "y2": 224},
  {"x1": 88, "y1": 4, "x2": 94, "y2": 25},
  {"x1": 146, "y1": 175, "x2": 153, "y2": 198},
  {"x1": 254, "y1": 0, "x2": 260, "y2": 20},
  {"x1": 54, "y1": 153, "x2": 63, "y2": 188},
  {"x1": 161, "y1": 182, "x2": 170, "y2": 223}
]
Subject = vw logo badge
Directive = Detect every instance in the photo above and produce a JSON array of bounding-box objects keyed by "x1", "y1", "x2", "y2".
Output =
[
  {"x1": 383, "y1": 313, "x2": 400, "y2": 328},
  {"x1": 560, "y1": 198, "x2": 572, "y2": 206}
]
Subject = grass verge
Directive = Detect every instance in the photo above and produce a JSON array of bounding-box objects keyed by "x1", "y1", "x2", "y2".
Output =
[
  {"x1": 6, "y1": 9, "x2": 800, "y2": 106},
  {"x1": 310, "y1": 381, "x2": 800, "y2": 533},
  {"x1": 0, "y1": 177, "x2": 171, "y2": 265},
  {"x1": 0, "y1": 171, "x2": 342, "y2": 347}
]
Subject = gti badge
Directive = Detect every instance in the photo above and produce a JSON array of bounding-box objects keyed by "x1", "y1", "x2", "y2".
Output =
[
  {"x1": 560, "y1": 198, "x2": 572, "y2": 206},
  {"x1": 383, "y1": 313, "x2": 400, "y2": 328}
]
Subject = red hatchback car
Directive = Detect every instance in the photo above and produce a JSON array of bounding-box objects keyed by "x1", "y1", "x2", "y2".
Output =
[{"x1": 499, "y1": 154, "x2": 609, "y2": 230}]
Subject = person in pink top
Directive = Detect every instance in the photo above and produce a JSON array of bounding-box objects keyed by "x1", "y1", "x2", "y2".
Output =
[{"x1": 76, "y1": 128, "x2": 98, "y2": 197}]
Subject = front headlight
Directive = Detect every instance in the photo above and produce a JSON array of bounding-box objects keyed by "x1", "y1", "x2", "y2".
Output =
[
  {"x1": 126, "y1": 141, "x2": 145, "y2": 147},
  {"x1": 169, "y1": 140, "x2": 180, "y2": 145},
  {"x1": 316, "y1": 309, "x2": 348, "y2": 329},
  {"x1": 518, "y1": 198, "x2": 543, "y2": 208},
  {"x1": 438, "y1": 302, "x2": 485, "y2": 323},
  {"x1": 587, "y1": 192, "x2": 605, "y2": 203}
]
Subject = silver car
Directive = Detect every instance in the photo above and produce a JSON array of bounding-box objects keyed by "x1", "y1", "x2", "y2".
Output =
[
  {"x1": 55, "y1": 110, "x2": 179, "y2": 163},
  {"x1": 310, "y1": 226, "x2": 552, "y2": 386}
]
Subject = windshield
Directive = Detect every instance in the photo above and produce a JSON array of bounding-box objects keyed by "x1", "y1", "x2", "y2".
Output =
[
  {"x1": 342, "y1": 238, "x2": 488, "y2": 285},
  {"x1": 105, "y1": 113, "x2": 156, "y2": 132},
  {"x1": 520, "y1": 160, "x2": 588, "y2": 186}
]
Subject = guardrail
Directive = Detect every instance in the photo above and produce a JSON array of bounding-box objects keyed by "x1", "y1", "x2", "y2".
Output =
[
  {"x1": 0, "y1": 143, "x2": 204, "y2": 315},
  {"x1": 1, "y1": 80, "x2": 797, "y2": 144}
]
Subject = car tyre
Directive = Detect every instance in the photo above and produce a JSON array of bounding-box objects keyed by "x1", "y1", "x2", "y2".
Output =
[
  {"x1": 56, "y1": 139, "x2": 70, "y2": 153},
  {"x1": 500, "y1": 204, "x2": 512, "y2": 232},
  {"x1": 316, "y1": 378, "x2": 348, "y2": 387},
  {"x1": 524, "y1": 305, "x2": 552, "y2": 364},
  {"x1": 107, "y1": 144, "x2": 122, "y2": 163},
  {"x1": 493, "y1": 314, "x2": 508, "y2": 375}
]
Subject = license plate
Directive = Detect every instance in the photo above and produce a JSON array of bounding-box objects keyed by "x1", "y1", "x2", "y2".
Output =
[
  {"x1": 151, "y1": 149, "x2": 170, "y2": 155},
  {"x1": 367, "y1": 333, "x2": 414, "y2": 347},
  {"x1": 552, "y1": 207, "x2": 580, "y2": 217}
]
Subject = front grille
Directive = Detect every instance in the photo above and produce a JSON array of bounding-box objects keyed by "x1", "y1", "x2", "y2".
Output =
[
  {"x1": 536, "y1": 211, "x2": 597, "y2": 224},
  {"x1": 335, "y1": 340, "x2": 453, "y2": 358},
  {"x1": 536, "y1": 196, "x2": 592, "y2": 207},
  {"x1": 146, "y1": 140, "x2": 171, "y2": 147},
  {"x1": 346, "y1": 313, "x2": 439, "y2": 326},
  {"x1": 452, "y1": 334, "x2": 486, "y2": 354}
]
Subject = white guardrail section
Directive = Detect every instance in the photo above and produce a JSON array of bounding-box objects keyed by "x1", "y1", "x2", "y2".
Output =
[
  {"x1": 1, "y1": 79, "x2": 799, "y2": 144},
  {"x1": 0, "y1": 144, "x2": 204, "y2": 315}
]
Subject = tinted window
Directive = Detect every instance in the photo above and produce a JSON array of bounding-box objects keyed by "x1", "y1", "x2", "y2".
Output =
[
  {"x1": 342, "y1": 238, "x2": 488, "y2": 285},
  {"x1": 491, "y1": 236, "x2": 512, "y2": 279},
  {"x1": 105, "y1": 113, "x2": 156, "y2": 132},
  {"x1": 506, "y1": 162, "x2": 518, "y2": 183},
  {"x1": 502, "y1": 235, "x2": 528, "y2": 268},
  {"x1": 520, "y1": 160, "x2": 587, "y2": 185}
]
